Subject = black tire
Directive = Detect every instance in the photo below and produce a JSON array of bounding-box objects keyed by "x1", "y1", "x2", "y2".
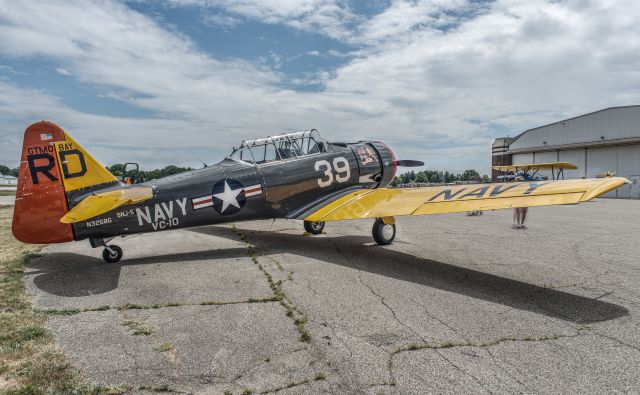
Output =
[
  {"x1": 102, "y1": 245, "x2": 123, "y2": 263},
  {"x1": 304, "y1": 221, "x2": 325, "y2": 235},
  {"x1": 372, "y1": 218, "x2": 396, "y2": 245}
]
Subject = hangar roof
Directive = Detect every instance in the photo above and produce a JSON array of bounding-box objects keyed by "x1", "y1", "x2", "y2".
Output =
[{"x1": 508, "y1": 105, "x2": 640, "y2": 153}]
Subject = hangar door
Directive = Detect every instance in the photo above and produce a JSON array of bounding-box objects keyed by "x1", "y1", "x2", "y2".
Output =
[
  {"x1": 617, "y1": 145, "x2": 640, "y2": 198},
  {"x1": 586, "y1": 147, "x2": 618, "y2": 198}
]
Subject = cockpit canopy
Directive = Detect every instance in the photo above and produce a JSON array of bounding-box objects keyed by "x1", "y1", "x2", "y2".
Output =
[{"x1": 228, "y1": 129, "x2": 329, "y2": 164}]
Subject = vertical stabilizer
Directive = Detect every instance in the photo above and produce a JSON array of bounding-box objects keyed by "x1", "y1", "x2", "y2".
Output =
[{"x1": 12, "y1": 121, "x2": 119, "y2": 244}]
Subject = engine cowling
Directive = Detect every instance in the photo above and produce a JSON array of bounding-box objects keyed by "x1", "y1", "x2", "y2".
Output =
[
  {"x1": 348, "y1": 141, "x2": 397, "y2": 188},
  {"x1": 369, "y1": 141, "x2": 397, "y2": 187}
]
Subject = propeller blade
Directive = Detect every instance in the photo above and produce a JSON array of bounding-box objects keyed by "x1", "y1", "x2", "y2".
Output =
[{"x1": 394, "y1": 160, "x2": 424, "y2": 167}]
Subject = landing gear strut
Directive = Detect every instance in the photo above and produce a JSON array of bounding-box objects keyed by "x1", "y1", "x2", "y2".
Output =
[
  {"x1": 102, "y1": 245, "x2": 123, "y2": 263},
  {"x1": 304, "y1": 220, "x2": 325, "y2": 235},
  {"x1": 372, "y1": 217, "x2": 396, "y2": 245}
]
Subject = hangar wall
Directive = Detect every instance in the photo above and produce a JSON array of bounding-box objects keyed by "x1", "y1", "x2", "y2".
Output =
[
  {"x1": 495, "y1": 106, "x2": 640, "y2": 198},
  {"x1": 512, "y1": 144, "x2": 640, "y2": 198}
]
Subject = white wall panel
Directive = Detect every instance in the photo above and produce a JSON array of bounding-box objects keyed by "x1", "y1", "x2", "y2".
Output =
[
  {"x1": 512, "y1": 153, "x2": 533, "y2": 165},
  {"x1": 533, "y1": 151, "x2": 558, "y2": 163},
  {"x1": 559, "y1": 149, "x2": 586, "y2": 178}
]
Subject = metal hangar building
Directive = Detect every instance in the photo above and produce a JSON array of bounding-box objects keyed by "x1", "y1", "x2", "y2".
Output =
[{"x1": 492, "y1": 106, "x2": 640, "y2": 198}]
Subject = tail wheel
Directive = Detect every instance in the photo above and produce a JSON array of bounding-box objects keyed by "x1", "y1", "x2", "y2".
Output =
[
  {"x1": 304, "y1": 221, "x2": 325, "y2": 235},
  {"x1": 102, "y1": 245, "x2": 123, "y2": 263},
  {"x1": 372, "y1": 218, "x2": 396, "y2": 245}
]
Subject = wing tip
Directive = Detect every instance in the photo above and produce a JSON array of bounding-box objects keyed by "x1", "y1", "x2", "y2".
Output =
[{"x1": 580, "y1": 177, "x2": 629, "y2": 201}]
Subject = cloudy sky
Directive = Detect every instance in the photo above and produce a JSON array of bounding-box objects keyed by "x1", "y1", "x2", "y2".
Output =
[{"x1": 1, "y1": 0, "x2": 639, "y2": 173}]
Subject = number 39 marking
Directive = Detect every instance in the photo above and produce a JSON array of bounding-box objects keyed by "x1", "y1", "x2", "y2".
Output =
[{"x1": 315, "y1": 157, "x2": 350, "y2": 187}]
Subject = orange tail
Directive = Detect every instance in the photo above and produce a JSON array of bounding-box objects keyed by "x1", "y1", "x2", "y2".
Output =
[
  {"x1": 12, "y1": 122, "x2": 75, "y2": 243},
  {"x1": 12, "y1": 121, "x2": 119, "y2": 244}
]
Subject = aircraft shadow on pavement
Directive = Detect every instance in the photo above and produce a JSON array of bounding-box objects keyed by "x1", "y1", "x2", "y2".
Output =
[
  {"x1": 26, "y1": 247, "x2": 247, "y2": 297},
  {"x1": 27, "y1": 225, "x2": 628, "y2": 324},
  {"x1": 191, "y1": 226, "x2": 628, "y2": 324}
]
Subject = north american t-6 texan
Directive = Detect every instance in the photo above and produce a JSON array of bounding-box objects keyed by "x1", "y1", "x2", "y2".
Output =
[{"x1": 12, "y1": 121, "x2": 628, "y2": 263}]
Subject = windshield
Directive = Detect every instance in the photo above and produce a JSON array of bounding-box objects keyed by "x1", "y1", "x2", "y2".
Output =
[{"x1": 228, "y1": 130, "x2": 328, "y2": 164}]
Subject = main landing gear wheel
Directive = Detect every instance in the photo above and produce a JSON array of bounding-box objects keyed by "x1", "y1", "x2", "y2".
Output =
[
  {"x1": 102, "y1": 245, "x2": 123, "y2": 263},
  {"x1": 372, "y1": 218, "x2": 396, "y2": 245},
  {"x1": 304, "y1": 220, "x2": 325, "y2": 235}
]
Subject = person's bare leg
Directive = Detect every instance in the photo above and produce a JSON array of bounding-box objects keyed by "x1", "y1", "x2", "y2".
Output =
[
  {"x1": 520, "y1": 207, "x2": 528, "y2": 228},
  {"x1": 513, "y1": 207, "x2": 522, "y2": 229}
]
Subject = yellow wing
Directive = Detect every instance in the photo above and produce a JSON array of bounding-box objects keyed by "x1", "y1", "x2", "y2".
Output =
[
  {"x1": 492, "y1": 162, "x2": 578, "y2": 172},
  {"x1": 60, "y1": 186, "x2": 154, "y2": 223},
  {"x1": 304, "y1": 177, "x2": 628, "y2": 222}
]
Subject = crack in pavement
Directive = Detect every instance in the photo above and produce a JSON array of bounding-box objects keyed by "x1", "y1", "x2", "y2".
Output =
[
  {"x1": 407, "y1": 295, "x2": 471, "y2": 344},
  {"x1": 436, "y1": 348, "x2": 494, "y2": 394},
  {"x1": 331, "y1": 239, "x2": 427, "y2": 345},
  {"x1": 483, "y1": 347, "x2": 529, "y2": 392},
  {"x1": 231, "y1": 226, "x2": 312, "y2": 342},
  {"x1": 230, "y1": 228, "x2": 362, "y2": 391},
  {"x1": 385, "y1": 329, "x2": 586, "y2": 387},
  {"x1": 307, "y1": 318, "x2": 353, "y2": 358},
  {"x1": 39, "y1": 298, "x2": 280, "y2": 316},
  {"x1": 592, "y1": 331, "x2": 640, "y2": 353},
  {"x1": 357, "y1": 270, "x2": 427, "y2": 344}
]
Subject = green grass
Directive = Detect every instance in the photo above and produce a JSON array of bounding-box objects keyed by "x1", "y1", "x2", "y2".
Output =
[
  {"x1": 155, "y1": 342, "x2": 174, "y2": 352},
  {"x1": 122, "y1": 319, "x2": 153, "y2": 336},
  {"x1": 0, "y1": 190, "x2": 16, "y2": 196},
  {"x1": 0, "y1": 206, "x2": 91, "y2": 394},
  {"x1": 0, "y1": 206, "x2": 192, "y2": 394},
  {"x1": 138, "y1": 384, "x2": 181, "y2": 393},
  {"x1": 258, "y1": 378, "x2": 310, "y2": 394}
]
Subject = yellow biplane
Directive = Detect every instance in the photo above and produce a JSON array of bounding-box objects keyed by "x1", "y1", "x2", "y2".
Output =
[{"x1": 492, "y1": 162, "x2": 578, "y2": 181}]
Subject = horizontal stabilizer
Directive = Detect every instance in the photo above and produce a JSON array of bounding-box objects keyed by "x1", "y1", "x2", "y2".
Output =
[{"x1": 60, "y1": 187, "x2": 154, "y2": 224}]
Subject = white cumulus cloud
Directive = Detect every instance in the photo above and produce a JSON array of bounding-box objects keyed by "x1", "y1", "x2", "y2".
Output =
[{"x1": 0, "y1": 0, "x2": 639, "y2": 174}]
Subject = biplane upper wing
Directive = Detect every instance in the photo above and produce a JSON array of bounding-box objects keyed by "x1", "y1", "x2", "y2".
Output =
[
  {"x1": 304, "y1": 177, "x2": 628, "y2": 222},
  {"x1": 492, "y1": 162, "x2": 578, "y2": 172},
  {"x1": 60, "y1": 186, "x2": 154, "y2": 224}
]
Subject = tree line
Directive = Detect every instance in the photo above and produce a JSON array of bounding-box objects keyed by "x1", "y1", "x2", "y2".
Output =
[
  {"x1": 0, "y1": 165, "x2": 19, "y2": 177},
  {"x1": 0, "y1": 163, "x2": 193, "y2": 181},
  {"x1": 391, "y1": 169, "x2": 490, "y2": 186},
  {"x1": 105, "y1": 164, "x2": 193, "y2": 181},
  {"x1": 3, "y1": 163, "x2": 489, "y2": 185}
]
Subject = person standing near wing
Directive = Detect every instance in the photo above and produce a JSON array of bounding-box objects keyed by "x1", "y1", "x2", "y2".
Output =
[{"x1": 511, "y1": 175, "x2": 528, "y2": 229}]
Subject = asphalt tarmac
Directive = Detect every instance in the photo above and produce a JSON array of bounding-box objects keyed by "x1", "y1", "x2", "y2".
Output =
[
  {"x1": 0, "y1": 196, "x2": 15, "y2": 205},
  {"x1": 25, "y1": 199, "x2": 640, "y2": 394}
]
